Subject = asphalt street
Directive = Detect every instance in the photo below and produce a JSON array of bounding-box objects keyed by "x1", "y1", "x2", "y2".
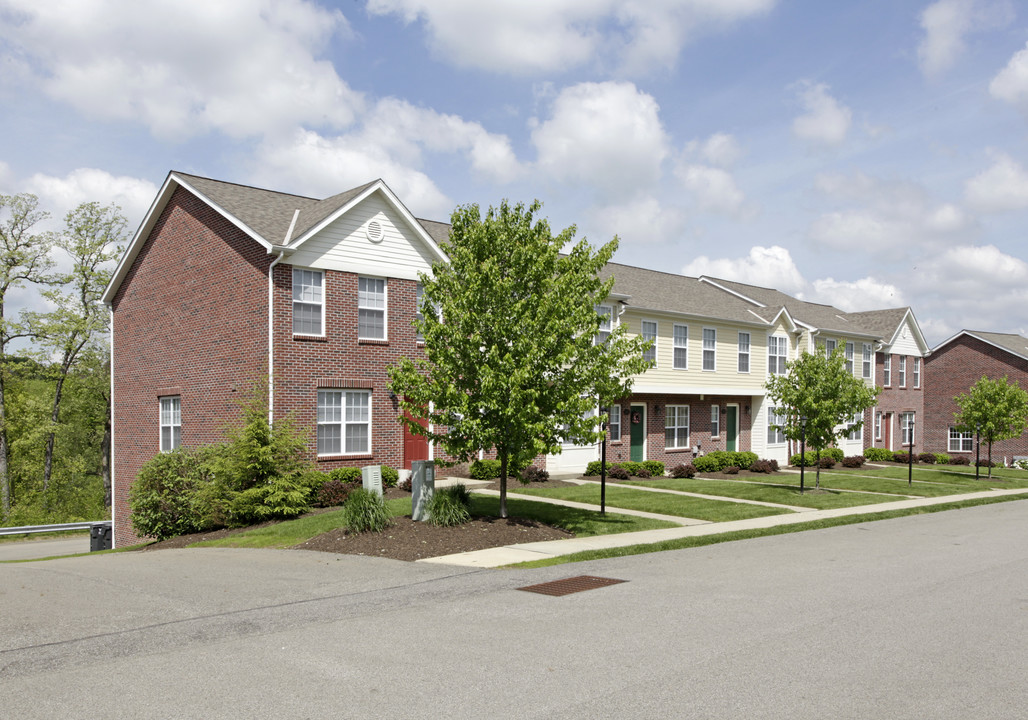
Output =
[{"x1": 2, "y1": 500, "x2": 1026, "y2": 719}]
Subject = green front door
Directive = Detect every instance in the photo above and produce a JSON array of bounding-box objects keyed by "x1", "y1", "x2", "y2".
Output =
[
  {"x1": 630, "y1": 405, "x2": 645, "y2": 461},
  {"x1": 726, "y1": 406, "x2": 738, "y2": 451}
]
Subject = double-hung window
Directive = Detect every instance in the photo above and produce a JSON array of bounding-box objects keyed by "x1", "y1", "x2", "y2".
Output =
[
  {"x1": 901, "y1": 412, "x2": 915, "y2": 446},
  {"x1": 358, "y1": 277, "x2": 386, "y2": 340},
  {"x1": 913, "y1": 357, "x2": 921, "y2": 388},
  {"x1": 415, "y1": 283, "x2": 425, "y2": 342},
  {"x1": 608, "y1": 405, "x2": 621, "y2": 442},
  {"x1": 737, "y1": 332, "x2": 750, "y2": 373},
  {"x1": 845, "y1": 342, "x2": 854, "y2": 374},
  {"x1": 948, "y1": 427, "x2": 973, "y2": 453},
  {"x1": 159, "y1": 396, "x2": 181, "y2": 452},
  {"x1": 899, "y1": 356, "x2": 906, "y2": 387},
  {"x1": 883, "y1": 355, "x2": 891, "y2": 386},
  {"x1": 768, "y1": 335, "x2": 787, "y2": 375},
  {"x1": 641, "y1": 320, "x2": 657, "y2": 365},
  {"x1": 673, "y1": 324, "x2": 688, "y2": 369},
  {"x1": 292, "y1": 268, "x2": 324, "y2": 335},
  {"x1": 596, "y1": 305, "x2": 612, "y2": 344},
  {"x1": 665, "y1": 405, "x2": 690, "y2": 449},
  {"x1": 862, "y1": 344, "x2": 872, "y2": 379},
  {"x1": 702, "y1": 328, "x2": 716, "y2": 371},
  {"x1": 825, "y1": 338, "x2": 837, "y2": 358},
  {"x1": 767, "y1": 407, "x2": 786, "y2": 445},
  {"x1": 317, "y1": 390, "x2": 371, "y2": 455},
  {"x1": 874, "y1": 412, "x2": 882, "y2": 440},
  {"x1": 847, "y1": 412, "x2": 862, "y2": 441},
  {"x1": 710, "y1": 405, "x2": 720, "y2": 438}
]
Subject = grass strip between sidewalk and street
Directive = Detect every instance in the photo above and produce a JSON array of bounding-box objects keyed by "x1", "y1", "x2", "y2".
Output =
[
  {"x1": 621, "y1": 477, "x2": 899, "y2": 509},
  {"x1": 506, "y1": 493, "x2": 1028, "y2": 569}
]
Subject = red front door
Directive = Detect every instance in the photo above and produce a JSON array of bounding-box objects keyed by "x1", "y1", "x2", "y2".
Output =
[
  {"x1": 403, "y1": 410, "x2": 429, "y2": 469},
  {"x1": 883, "y1": 413, "x2": 892, "y2": 450}
]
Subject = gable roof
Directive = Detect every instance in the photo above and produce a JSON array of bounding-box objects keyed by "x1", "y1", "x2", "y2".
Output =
[
  {"x1": 102, "y1": 171, "x2": 449, "y2": 305},
  {"x1": 934, "y1": 330, "x2": 1028, "y2": 363},
  {"x1": 845, "y1": 307, "x2": 929, "y2": 353}
]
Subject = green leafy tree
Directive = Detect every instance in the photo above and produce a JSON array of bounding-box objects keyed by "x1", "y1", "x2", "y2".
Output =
[
  {"x1": 954, "y1": 375, "x2": 1028, "y2": 478},
  {"x1": 765, "y1": 347, "x2": 880, "y2": 488},
  {"x1": 0, "y1": 193, "x2": 54, "y2": 518},
  {"x1": 388, "y1": 200, "x2": 651, "y2": 517}
]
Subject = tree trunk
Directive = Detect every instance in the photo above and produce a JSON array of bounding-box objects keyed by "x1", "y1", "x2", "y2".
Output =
[
  {"x1": 815, "y1": 448, "x2": 821, "y2": 489},
  {"x1": 42, "y1": 368, "x2": 69, "y2": 499},
  {"x1": 499, "y1": 451, "x2": 508, "y2": 519},
  {"x1": 0, "y1": 367, "x2": 8, "y2": 518},
  {"x1": 987, "y1": 441, "x2": 993, "y2": 479}
]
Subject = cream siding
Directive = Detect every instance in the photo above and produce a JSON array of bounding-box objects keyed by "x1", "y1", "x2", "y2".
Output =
[
  {"x1": 888, "y1": 317, "x2": 923, "y2": 357},
  {"x1": 288, "y1": 194, "x2": 437, "y2": 280}
]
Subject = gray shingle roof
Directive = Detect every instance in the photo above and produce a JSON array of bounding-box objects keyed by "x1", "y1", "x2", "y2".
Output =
[
  {"x1": 961, "y1": 330, "x2": 1028, "y2": 360},
  {"x1": 845, "y1": 307, "x2": 911, "y2": 341}
]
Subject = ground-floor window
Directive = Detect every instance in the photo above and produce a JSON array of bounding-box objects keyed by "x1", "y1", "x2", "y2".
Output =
[
  {"x1": 665, "y1": 405, "x2": 690, "y2": 449},
  {"x1": 846, "y1": 412, "x2": 862, "y2": 441},
  {"x1": 608, "y1": 404, "x2": 621, "y2": 441},
  {"x1": 948, "y1": 427, "x2": 973, "y2": 453},
  {"x1": 901, "y1": 412, "x2": 915, "y2": 446},
  {"x1": 874, "y1": 412, "x2": 882, "y2": 441},
  {"x1": 318, "y1": 389, "x2": 370, "y2": 455},
  {"x1": 767, "y1": 407, "x2": 786, "y2": 445},
  {"x1": 159, "y1": 396, "x2": 181, "y2": 452}
]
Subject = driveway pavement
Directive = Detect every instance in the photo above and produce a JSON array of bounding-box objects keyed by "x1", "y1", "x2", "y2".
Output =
[
  {"x1": 2, "y1": 500, "x2": 1026, "y2": 719},
  {"x1": 0, "y1": 535, "x2": 89, "y2": 561}
]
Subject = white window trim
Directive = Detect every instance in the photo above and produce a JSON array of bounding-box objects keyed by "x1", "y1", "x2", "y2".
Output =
[
  {"x1": 862, "y1": 343, "x2": 872, "y2": 379},
  {"x1": 292, "y1": 267, "x2": 326, "y2": 337},
  {"x1": 768, "y1": 334, "x2": 788, "y2": 376},
  {"x1": 415, "y1": 282, "x2": 425, "y2": 343},
  {"x1": 913, "y1": 357, "x2": 921, "y2": 389},
  {"x1": 673, "y1": 323, "x2": 689, "y2": 370},
  {"x1": 159, "y1": 396, "x2": 181, "y2": 453},
  {"x1": 883, "y1": 355, "x2": 891, "y2": 387},
  {"x1": 358, "y1": 276, "x2": 388, "y2": 341},
  {"x1": 317, "y1": 389, "x2": 372, "y2": 456},
  {"x1": 767, "y1": 407, "x2": 786, "y2": 446},
  {"x1": 874, "y1": 411, "x2": 882, "y2": 441},
  {"x1": 847, "y1": 412, "x2": 862, "y2": 441},
  {"x1": 665, "y1": 404, "x2": 690, "y2": 449},
  {"x1": 710, "y1": 405, "x2": 720, "y2": 438},
  {"x1": 702, "y1": 327, "x2": 716, "y2": 372},
  {"x1": 899, "y1": 356, "x2": 906, "y2": 388},
  {"x1": 825, "y1": 338, "x2": 837, "y2": 358},
  {"x1": 901, "y1": 412, "x2": 915, "y2": 446},
  {"x1": 609, "y1": 404, "x2": 621, "y2": 442},
  {"x1": 641, "y1": 318, "x2": 658, "y2": 367},
  {"x1": 845, "y1": 342, "x2": 854, "y2": 375},
  {"x1": 595, "y1": 304, "x2": 614, "y2": 345},
  {"x1": 737, "y1": 331, "x2": 750, "y2": 373},
  {"x1": 948, "y1": 427, "x2": 973, "y2": 453}
]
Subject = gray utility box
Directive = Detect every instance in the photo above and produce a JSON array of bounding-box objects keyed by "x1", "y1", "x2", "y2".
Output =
[
  {"x1": 411, "y1": 460, "x2": 435, "y2": 522},
  {"x1": 362, "y1": 465, "x2": 383, "y2": 497},
  {"x1": 90, "y1": 522, "x2": 112, "y2": 551}
]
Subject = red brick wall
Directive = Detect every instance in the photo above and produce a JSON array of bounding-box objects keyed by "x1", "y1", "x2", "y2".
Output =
[
  {"x1": 111, "y1": 188, "x2": 270, "y2": 546},
  {"x1": 864, "y1": 352, "x2": 924, "y2": 454},
  {"x1": 924, "y1": 335, "x2": 1028, "y2": 461}
]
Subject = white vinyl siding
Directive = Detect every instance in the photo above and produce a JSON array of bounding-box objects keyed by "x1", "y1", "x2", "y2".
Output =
[
  {"x1": 609, "y1": 405, "x2": 621, "y2": 442},
  {"x1": 673, "y1": 324, "x2": 688, "y2": 369},
  {"x1": 948, "y1": 427, "x2": 972, "y2": 453},
  {"x1": 702, "y1": 328, "x2": 716, "y2": 371},
  {"x1": 862, "y1": 343, "x2": 872, "y2": 379},
  {"x1": 768, "y1": 335, "x2": 787, "y2": 375},
  {"x1": 767, "y1": 407, "x2": 786, "y2": 445},
  {"x1": 292, "y1": 268, "x2": 324, "y2": 335},
  {"x1": 159, "y1": 396, "x2": 181, "y2": 452},
  {"x1": 738, "y1": 332, "x2": 750, "y2": 373},
  {"x1": 845, "y1": 342, "x2": 854, "y2": 375},
  {"x1": 317, "y1": 390, "x2": 371, "y2": 456},
  {"x1": 665, "y1": 405, "x2": 690, "y2": 449},
  {"x1": 710, "y1": 405, "x2": 720, "y2": 438},
  {"x1": 358, "y1": 277, "x2": 386, "y2": 340},
  {"x1": 641, "y1": 320, "x2": 657, "y2": 365}
]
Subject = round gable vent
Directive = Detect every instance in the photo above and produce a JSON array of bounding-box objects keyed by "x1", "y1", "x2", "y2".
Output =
[{"x1": 366, "y1": 220, "x2": 383, "y2": 243}]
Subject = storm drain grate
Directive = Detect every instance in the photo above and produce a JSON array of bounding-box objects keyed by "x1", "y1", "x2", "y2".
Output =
[{"x1": 517, "y1": 575, "x2": 627, "y2": 597}]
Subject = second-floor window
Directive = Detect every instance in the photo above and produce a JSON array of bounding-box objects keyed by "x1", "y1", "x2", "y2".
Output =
[
  {"x1": 596, "y1": 305, "x2": 612, "y2": 344},
  {"x1": 825, "y1": 338, "x2": 837, "y2": 358},
  {"x1": 768, "y1": 335, "x2": 787, "y2": 375},
  {"x1": 845, "y1": 342, "x2": 854, "y2": 374},
  {"x1": 159, "y1": 396, "x2": 181, "y2": 452},
  {"x1": 666, "y1": 405, "x2": 690, "y2": 449},
  {"x1": 358, "y1": 277, "x2": 386, "y2": 340},
  {"x1": 641, "y1": 320, "x2": 657, "y2": 365},
  {"x1": 673, "y1": 324, "x2": 688, "y2": 369},
  {"x1": 702, "y1": 328, "x2": 716, "y2": 371},
  {"x1": 415, "y1": 283, "x2": 425, "y2": 342},
  {"x1": 913, "y1": 357, "x2": 921, "y2": 388},
  {"x1": 862, "y1": 343, "x2": 872, "y2": 379},
  {"x1": 883, "y1": 355, "x2": 891, "y2": 386},
  {"x1": 899, "y1": 356, "x2": 906, "y2": 387},
  {"x1": 292, "y1": 268, "x2": 323, "y2": 335},
  {"x1": 738, "y1": 332, "x2": 750, "y2": 372}
]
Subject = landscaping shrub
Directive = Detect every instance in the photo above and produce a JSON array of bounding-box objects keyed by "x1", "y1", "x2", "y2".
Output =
[
  {"x1": 398, "y1": 476, "x2": 412, "y2": 492},
  {"x1": 328, "y1": 466, "x2": 362, "y2": 484},
  {"x1": 934, "y1": 453, "x2": 951, "y2": 465},
  {"x1": 1015, "y1": 459, "x2": 1028, "y2": 471},
  {"x1": 723, "y1": 465, "x2": 740, "y2": 475},
  {"x1": 734, "y1": 451, "x2": 758, "y2": 470},
  {"x1": 789, "y1": 451, "x2": 818, "y2": 467},
  {"x1": 976, "y1": 459, "x2": 996, "y2": 468},
  {"x1": 129, "y1": 449, "x2": 206, "y2": 540},
  {"x1": 382, "y1": 466, "x2": 399, "y2": 487},
  {"x1": 918, "y1": 453, "x2": 937, "y2": 464},
  {"x1": 607, "y1": 465, "x2": 630, "y2": 480},
  {"x1": 469, "y1": 459, "x2": 502, "y2": 480},
  {"x1": 315, "y1": 479, "x2": 357, "y2": 508},
  {"x1": 635, "y1": 468, "x2": 652, "y2": 478},
  {"x1": 825, "y1": 448, "x2": 845, "y2": 463},
  {"x1": 670, "y1": 463, "x2": 697, "y2": 478},
  {"x1": 892, "y1": 452, "x2": 911, "y2": 464},
  {"x1": 818, "y1": 456, "x2": 836, "y2": 469},
  {"x1": 520, "y1": 465, "x2": 550, "y2": 484},
  {"x1": 841, "y1": 455, "x2": 865, "y2": 468},
  {"x1": 584, "y1": 460, "x2": 602, "y2": 476},
  {"x1": 641, "y1": 460, "x2": 665, "y2": 476},
  {"x1": 297, "y1": 470, "x2": 329, "y2": 494},
  {"x1": 428, "y1": 484, "x2": 472, "y2": 527},
  {"x1": 342, "y1": 488, "x2": 391, "y2": 533},
  {"x1": 749, "y1": 459, "x2": 775, "y2": 474},
  {"x1": 949, "y1": 455, "x2": 971, "y2": 465},
  {"x1": 863, "y1": 447, "x2": 894, "y2": 462},
  {"x1": 616, "y1": 461, "x2": 643, "y2": 476},
  {"x1": 691, "y1": 454, "x2": 718, "y2": 473},
  {"x1": 228, "y1": 474, "x2": 311, "y2": 526}
]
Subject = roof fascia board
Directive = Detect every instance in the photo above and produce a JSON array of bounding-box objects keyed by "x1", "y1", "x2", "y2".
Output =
[
  {"x1": 698, "y1": 276, "x2": 766, "y2": 307},
  {"x1": 288, "y1": 181, "x2": 449, "y2": 264},
  {"x1": 766, "y1": 307, "x2": 799, "y2": 333},
  {"x1": 624, "y1": 303, "x2": 770, "y2": 328},
  {"x1": 885, "y1": 308, "x2": 930, "y2": 355}
]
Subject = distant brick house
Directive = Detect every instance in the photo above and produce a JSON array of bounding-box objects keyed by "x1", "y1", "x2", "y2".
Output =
[{"x1": 924, "y1": 330, "x2": 1028, "y2": 463}]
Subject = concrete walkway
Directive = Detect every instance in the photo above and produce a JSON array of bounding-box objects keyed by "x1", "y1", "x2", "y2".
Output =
[
  {"x1": 575, "y1": 478, "x2": 816, "y2": 512},
  {"x1": 472, "y1": 488, "x2": 710, "y2": 526},
  {"x1": 418, "y1": 487, "x2": 1028, "y2": 568}
]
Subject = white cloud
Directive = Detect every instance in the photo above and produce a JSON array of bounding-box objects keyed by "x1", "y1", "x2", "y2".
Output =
[
  {"x1": 24, "y1": 168, "x2": 157, "y2": 230},
  {"x1": 532, "y1": 81, "x2": 668, "y2": 200},
  {"x1": 685, "y1": 132, "x2": 743, "y2": 167},
  {"x1": 0, "y1": 0, "x2": 363, "y2": 140},
  {"x1": 682, "y1": 245, "x2": 805, "y2": 294},
  {"x1": 809, "y1": 277, "x2": 906, "y2": 311},
  {"x1": 792, "y1": 82, "x2": 851, "y2": 148},
  {"x1": 366, "y1": 0, "x2": 775, "y2": 75},
  {"x1": 676, "y1": 164, "x2": 746, "y2": 214},
  {"x1": 918, "y1": 0, "x2": 1013, "y2": 78},
  {"x1": 588, "y1": 195, "x2": 685, "y2": 246},
  {"x1": 991, "y1": 41, "x2": 1028, "y2": 112},
  {"x1": 964, "y1": 154, "x2": 1028, "y2": 211},
  {"x1": 0, "y1": 160, "x2": 13, "y2": 192}
]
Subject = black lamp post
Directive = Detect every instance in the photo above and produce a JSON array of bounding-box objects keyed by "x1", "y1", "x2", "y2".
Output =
[
  {"x1": 907, "y1": 416, "x2": 915, "y2": 487},
  {"x1": 799, "y1": 415, "x2": 807, "y2": 494},
  {"x1": 975, "y1": 423, "x2": 981, "y2": 481}
]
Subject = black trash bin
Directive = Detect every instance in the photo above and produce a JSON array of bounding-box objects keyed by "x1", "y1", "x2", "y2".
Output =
[{"x1": 90, "y1": 522, "x2": 112, "y2": 551}]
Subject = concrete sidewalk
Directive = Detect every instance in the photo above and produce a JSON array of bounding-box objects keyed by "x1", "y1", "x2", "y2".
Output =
[{"x1": 418, "y1": 487, "x2": 1028, "y2": 568}]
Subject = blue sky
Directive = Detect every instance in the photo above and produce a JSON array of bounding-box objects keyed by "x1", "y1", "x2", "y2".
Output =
[{"x1": 3, "y1": 0, "x2": 1028, "y2": 346}]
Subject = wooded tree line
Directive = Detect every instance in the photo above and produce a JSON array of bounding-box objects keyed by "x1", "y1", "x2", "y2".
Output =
[{"x1": 0, "y1": 193, "x2": 123, "y2": 526}]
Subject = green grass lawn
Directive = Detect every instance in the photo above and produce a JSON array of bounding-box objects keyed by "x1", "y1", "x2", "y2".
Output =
[
  {"x1": 743, "y1": 471, "x2": 983, "y2": 497},
  {"x1": 621, "y1": 477, "x2": 900, "y2": 509},
  {"x1": 191, "y1": 494, "x2": 676, "y2": 549},
  {"x1": 838, "y1": 464, "x2": 1028, "y2": 487},
  {"x1": 507, "y1": 484, "x2": 789, "y2": 522}
]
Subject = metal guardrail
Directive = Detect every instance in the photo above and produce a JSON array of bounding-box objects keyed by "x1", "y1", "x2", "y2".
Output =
[{"x1": 0, "y1": 521, "x2": 105, "y2": 537}]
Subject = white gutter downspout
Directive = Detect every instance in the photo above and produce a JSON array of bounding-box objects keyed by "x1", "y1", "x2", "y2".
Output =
[
  {"x1": 268, "y1": 210, "x2": 299, "y2": 425},
  {"x1": 108, "y1": 305, "x2": 115, "y2": 548}
]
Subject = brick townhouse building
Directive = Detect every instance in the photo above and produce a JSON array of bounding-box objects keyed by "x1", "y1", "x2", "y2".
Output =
[{"x1": 924, "y1": 330, "x2": 1028, "y2": 463}]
